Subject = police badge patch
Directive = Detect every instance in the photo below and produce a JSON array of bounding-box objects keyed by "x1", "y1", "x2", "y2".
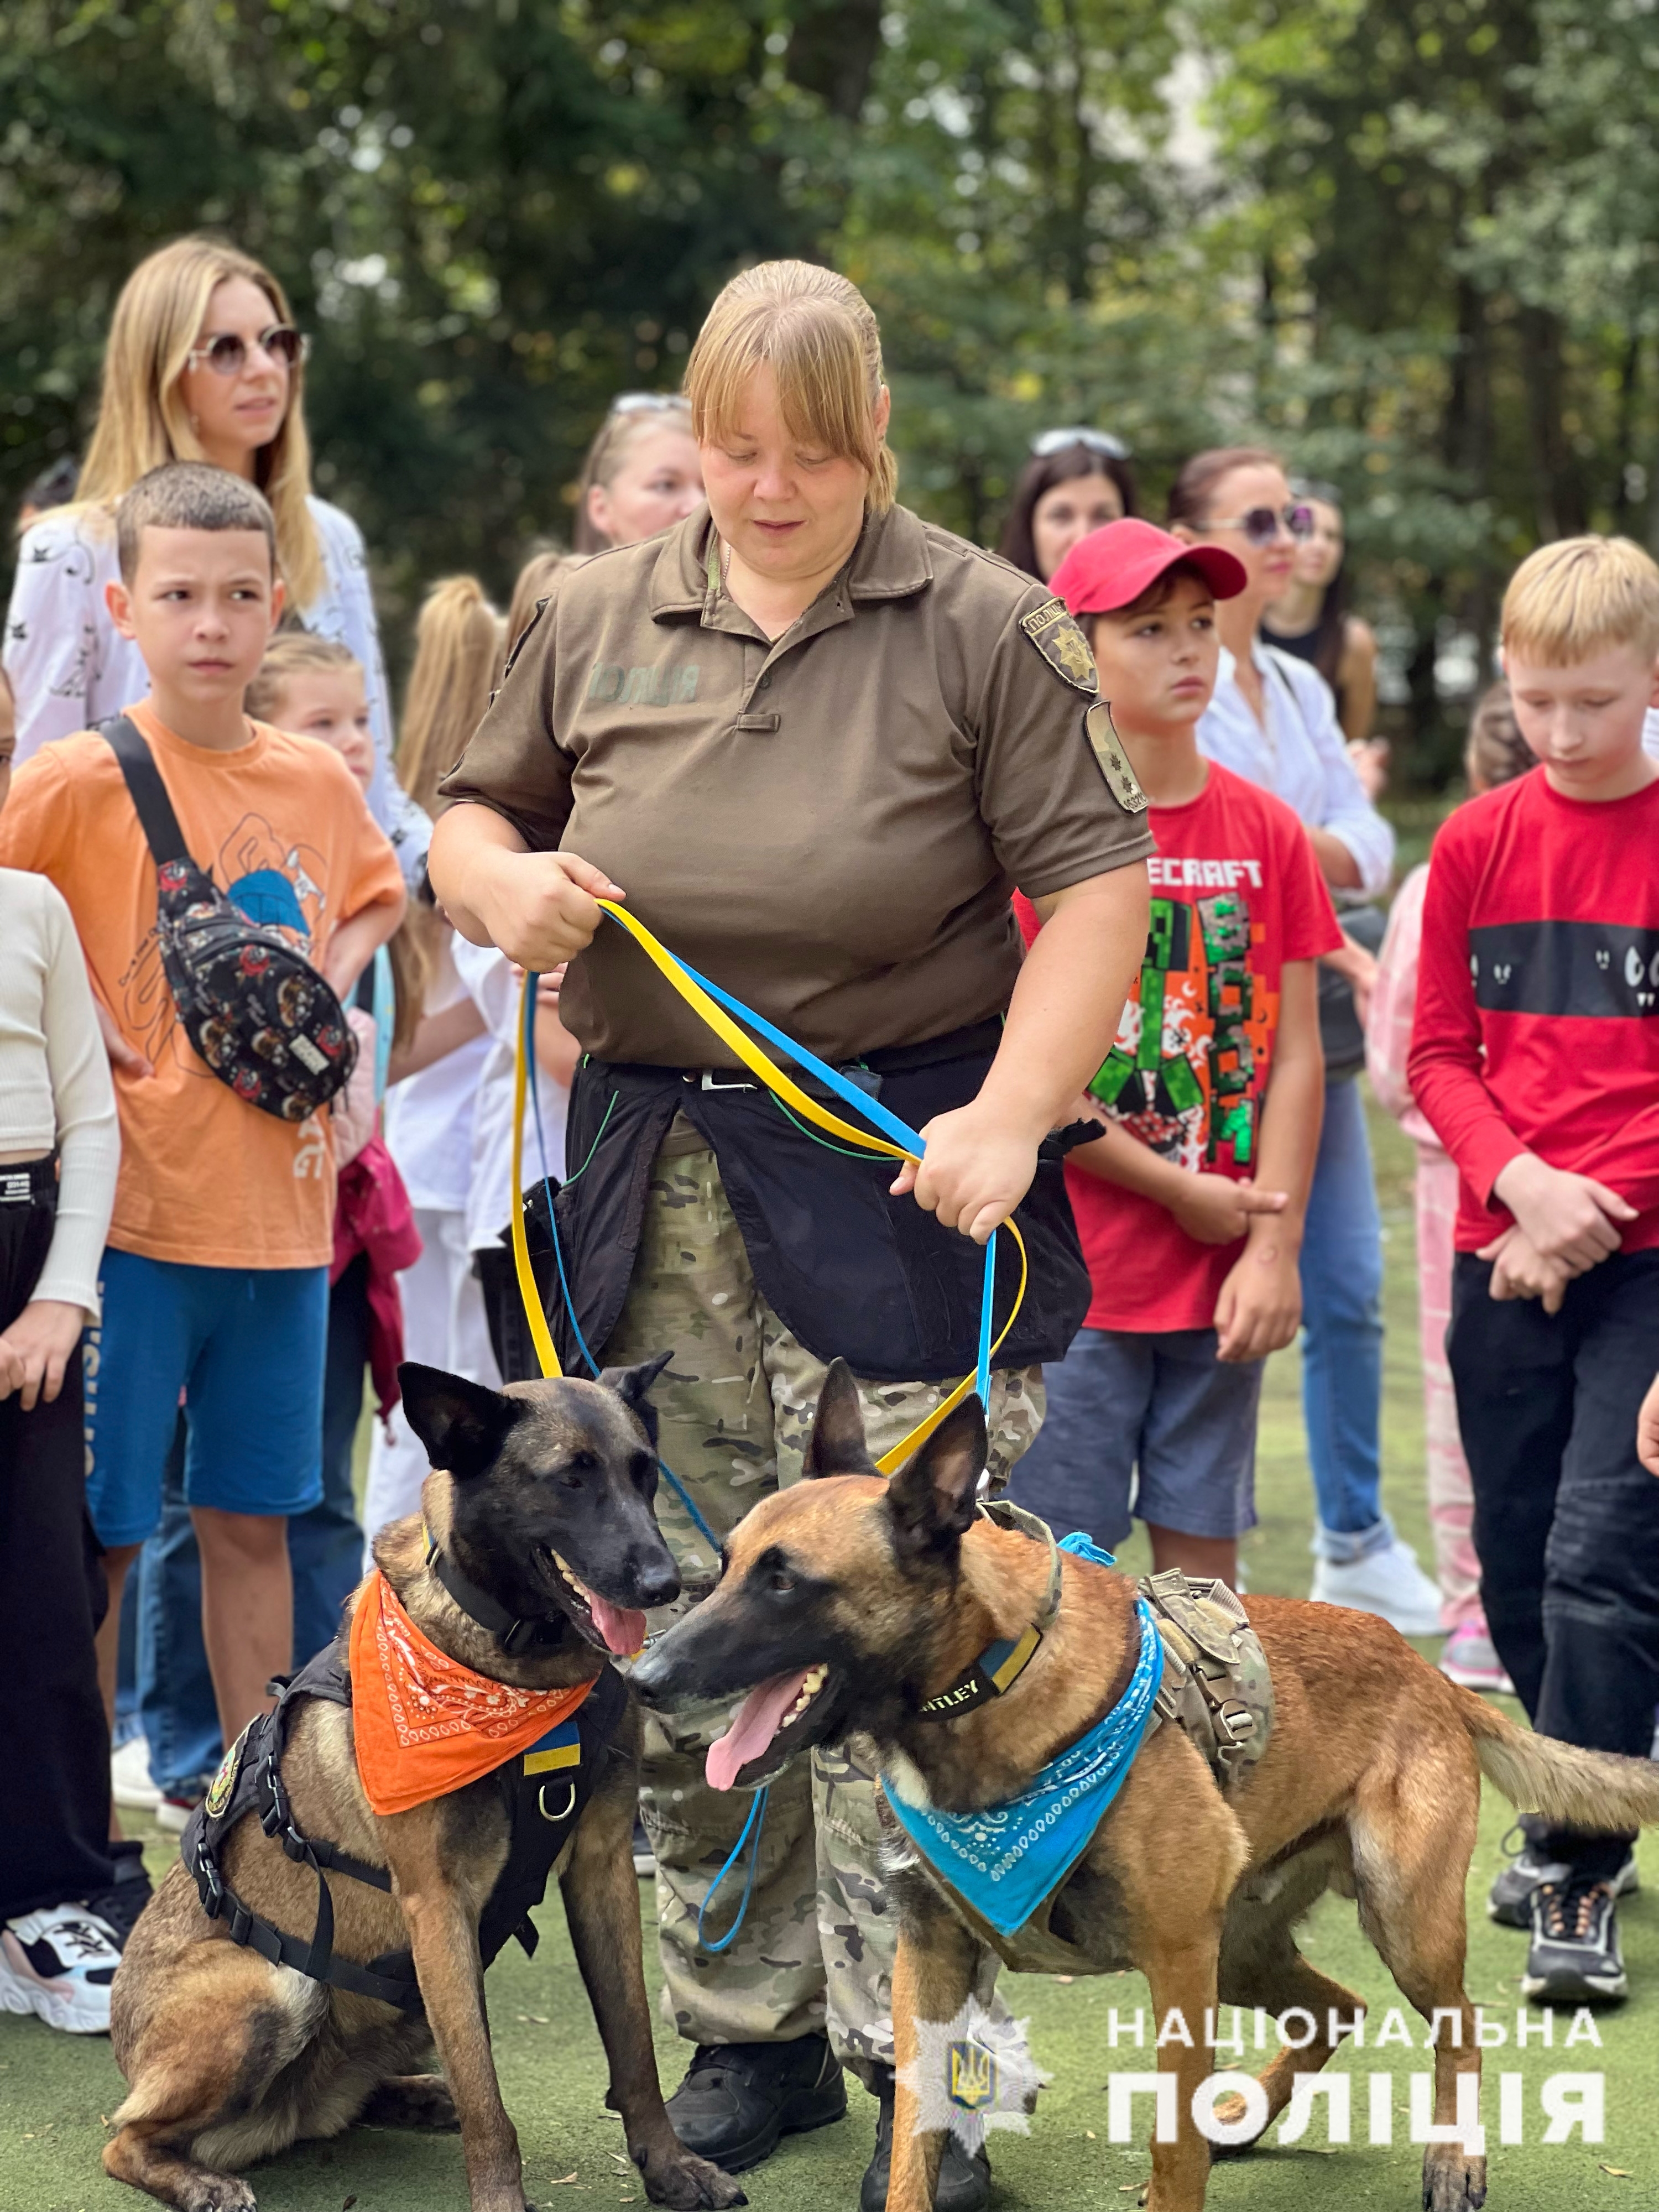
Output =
[
  {"x1": 205, "y1": 1722, "x2": 253, "y2": 1818},
  {"x1": 1019, "y1": 596, "x2": 1099, "y2": 694},
  {"x1": 1084, "y1": 698, "x2": 1149, "y2": 814}
]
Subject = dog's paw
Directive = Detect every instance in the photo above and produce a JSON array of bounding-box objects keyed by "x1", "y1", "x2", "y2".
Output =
[
  {"x1": 1422, "y1": 2147, "x2": 1487, "y2": 2212},
  {"x1": 639, "y1": 2147, "x2": 747, "y2": 2209},
  {"x1": 179, "y1": 2180, "x2": 258, "y2": 2212},
  {"x1": 358, "y1": 2073, "x2": 460, "y2": 2131},
  {"x1": 1206, "y1": 2087, "x2": 1269, "y2": 2158}
]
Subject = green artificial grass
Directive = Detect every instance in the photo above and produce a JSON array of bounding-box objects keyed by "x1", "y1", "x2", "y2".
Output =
[{"x1": 5, "y1": 1098, "x2": 1653, "y2": 2210}]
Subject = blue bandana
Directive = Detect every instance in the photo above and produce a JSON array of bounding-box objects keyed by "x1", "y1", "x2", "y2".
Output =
[{"x1": 883, "y1": 1537, "x2": 1162, "y2": 1937}]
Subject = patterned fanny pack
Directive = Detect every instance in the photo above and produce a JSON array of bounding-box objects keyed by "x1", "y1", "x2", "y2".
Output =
[{"x1": 101, "y1": 714, "x2": 357, "y2": 1121}]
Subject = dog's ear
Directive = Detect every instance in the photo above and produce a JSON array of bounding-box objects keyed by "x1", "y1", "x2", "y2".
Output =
[
  {"x1": 884, "y1": 1395, "x2": 987, "y2": 1564},
  {"x1": 598, "y1": 1350, "x2": 674, "y2": 1451},
  {"x1": 399, "y1": 1363, "x2": 521, "y2": 1482},
  {"x1": 804, "y1": 1358, "x2": 877, "y2": 1479}
]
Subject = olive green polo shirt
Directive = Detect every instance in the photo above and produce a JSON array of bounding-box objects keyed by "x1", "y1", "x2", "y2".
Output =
[{"x1": 439, "y1": 503, "x2": 1152, "y2": 1067}]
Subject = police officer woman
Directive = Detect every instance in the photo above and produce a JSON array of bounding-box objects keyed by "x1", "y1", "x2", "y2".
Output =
[{"x1": 431, "y1": 261, "x2": 1152, "y2": 2209}]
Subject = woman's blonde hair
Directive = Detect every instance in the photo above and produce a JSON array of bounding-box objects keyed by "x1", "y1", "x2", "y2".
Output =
[
  {"x1": 73, "y1": 236, "x2": 324, "y2": 608},
  {"x1": 572, "y1": 400, "x2": 695, "y2": 554},
  {"x1": 398, "y1": 576, "x2": 504, "y2": 820},
  {"x1": 684, "y1": 261, "x2": 896, "y2": 512},
  {"x1": 244, "y1": 632, "x2": 357, "y2": 724}
]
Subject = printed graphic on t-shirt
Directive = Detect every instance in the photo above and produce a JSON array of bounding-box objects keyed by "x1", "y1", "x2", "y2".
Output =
[
  {"x1": 1088, "y1": 873, "x2": 1276, "y2": 1169},
  {"x1": 1470, "y1": 919, "x2": 1659, "y2": 1018},
  {"x1": 116, "y1": 811, "x2": 330, "y2": 1081}
]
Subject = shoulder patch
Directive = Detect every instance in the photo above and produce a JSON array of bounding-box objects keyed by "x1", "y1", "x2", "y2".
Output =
[
  {"x1": 1020, "y1": 596, "x2": 1099, "y2": 696},
  {"x1": 1084, "y1": 700, "x2": 1149, "y2": 814},
  {"x1": 205, "y1": 1721, "x2": 252, "y2": 1818}
]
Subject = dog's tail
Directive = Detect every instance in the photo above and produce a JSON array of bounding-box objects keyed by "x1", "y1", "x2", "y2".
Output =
[{"x1": 1458, "y1": 1691, "x2": 1659, "y2": 1832}]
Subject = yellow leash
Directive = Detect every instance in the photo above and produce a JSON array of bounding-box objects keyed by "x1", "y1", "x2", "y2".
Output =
[{"x1": 509, "y1": 902, "x2": 1029, "y2": 1473}]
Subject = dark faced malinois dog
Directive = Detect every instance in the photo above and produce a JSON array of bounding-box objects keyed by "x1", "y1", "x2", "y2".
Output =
[
  {"x1": 106, "y1": 1360, "x2": 744, "y2": 2212},
  {"x1": 632, "y1": 1361, "x2": 1659, "y2": 2212}
]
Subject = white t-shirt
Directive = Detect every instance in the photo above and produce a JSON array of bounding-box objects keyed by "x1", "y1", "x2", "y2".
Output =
[
  {"x1": 3, "y1": 495, "x2": 431, "y2": 888},
  {"x1": 1198, "y1": 643, "x2": 1395, "y2": 897},
  {"x1": 451, "y1": 937, "x2": 569, "y2": 1256},
  {"x1": 380, "y1": 933, "x2": 492, "y2": 1214}
]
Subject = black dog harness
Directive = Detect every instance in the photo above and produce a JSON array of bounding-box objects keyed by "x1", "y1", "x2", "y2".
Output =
[{"x1": 182, "y1": 1640, "x2": 628, "y2": 2011}]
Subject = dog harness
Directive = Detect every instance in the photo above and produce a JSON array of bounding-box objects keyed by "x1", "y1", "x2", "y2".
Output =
[
  {"x1": 182, "y1": 1636, "x2": 628, "y2": 2012},
  {"x1": 878, "y1": 1522, "x2": 1274, "y2": 1964}
]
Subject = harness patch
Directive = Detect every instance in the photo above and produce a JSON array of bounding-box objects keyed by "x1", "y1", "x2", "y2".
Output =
[
  {"x1": 1019, "y1": 597, "x2": 1099, "y2": 695},
  {"x1": 523, "y1": 1720, "x2": 582, "y2": 1776},
  {"x1": 205, "y1": 1724, "x2": 251, "y2": 1818}
]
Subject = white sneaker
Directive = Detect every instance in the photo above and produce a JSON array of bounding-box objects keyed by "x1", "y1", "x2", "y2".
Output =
[
  {"x1": 1310, "y1": 1537, "x2": 1443, "y2": 1636},
  {"x1": 155, "y1": 1793, "x2": 197, "y2": 1835},
  {"x1": 111, "y1": 1735, "x2": 161, "y2": 1812},
  {"x1": 0, "y1": 1905, "x2": 122, "y2": 2033}
]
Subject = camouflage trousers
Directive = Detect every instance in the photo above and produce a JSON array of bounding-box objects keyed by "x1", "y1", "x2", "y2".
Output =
[{"x1": 600, "y1": 1117, "x2": 1044, "y2": 2081}]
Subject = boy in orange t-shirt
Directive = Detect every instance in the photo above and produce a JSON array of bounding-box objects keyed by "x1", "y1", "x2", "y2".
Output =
[{"x1": 0, "y1": 463, "x2": 404, "y2": 1771}]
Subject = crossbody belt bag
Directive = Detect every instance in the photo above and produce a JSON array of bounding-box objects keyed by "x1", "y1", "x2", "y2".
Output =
[{"x1": 100, "y1": 713, "x2": 357, "y2": 1120}]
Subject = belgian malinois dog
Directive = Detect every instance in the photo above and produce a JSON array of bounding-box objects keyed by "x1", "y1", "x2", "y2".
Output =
[
  {"x1": 106, "y1": 1360, "x2": 744, "y2": 2212},
  {"x1": 630, "y1": 1360, "x2": 1659, "y2": 2212}
]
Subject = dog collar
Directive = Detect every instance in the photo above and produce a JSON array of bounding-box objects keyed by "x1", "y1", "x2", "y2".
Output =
[
  {"x1": 914, "y1": 1501, "x2": 1067, "y2": 1723},
  {"x1": 423, "y1": 1521, "x2": 564, "y2": 1657}
]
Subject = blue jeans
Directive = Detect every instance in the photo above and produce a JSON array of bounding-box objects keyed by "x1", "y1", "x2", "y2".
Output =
[
  {"x1": 137, "y1": 1256, "x2": 369, "y2": 1797},
  {"x1": 1300, "y1": 1077, "x2": 1390, "y2": 1560}
]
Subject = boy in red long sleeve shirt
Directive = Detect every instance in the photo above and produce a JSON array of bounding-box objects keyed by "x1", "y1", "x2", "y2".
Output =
[{"x1": 1410, "y1": 534, "x2": 1659, "y2": 2007}]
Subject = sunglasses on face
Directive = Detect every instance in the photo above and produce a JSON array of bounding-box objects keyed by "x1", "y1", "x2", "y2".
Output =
[
  {"x1": 1204, "y1": 502, "x2": 1314, "y2": 546},
  {"x1": 1030, "y1": 425, "x2": 1133, "y2": 461},
  {"x1": 186, "y1": 325, "x2": 308, "y2": 378}
]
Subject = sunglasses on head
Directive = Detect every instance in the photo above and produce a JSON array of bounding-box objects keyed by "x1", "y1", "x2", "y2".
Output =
[
  {"x1": 186, "y1": 325, "x2": 307, "y2": 378},
  {"x1": 1030, "y1": 426, "x2": 1133, "y2": 461},
  {"x1": 610, "y1": 392, "x2": 688, "y2": 418},
  {"x1": 1204, "y1": 502, "x2": 1314, "y2": 546}
]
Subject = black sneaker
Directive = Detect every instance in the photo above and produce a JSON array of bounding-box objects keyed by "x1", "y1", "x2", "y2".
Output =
[
  {"x1": 1522, "y1": 1880, "x2": 1627, "y2": 2004},
  {"x1": 860, "y1": 2063, "x2": 990, "y2": 2212},
  {"x1": 1489, "y1": 1824, "x2": 1637, "y2": 1929},
  {"x1": 81, "y1": 1840, "x2": 153, "y2": 1950},
  {"x1": 665, "y1": 2033, "x2": 847, "y2": 2172}
]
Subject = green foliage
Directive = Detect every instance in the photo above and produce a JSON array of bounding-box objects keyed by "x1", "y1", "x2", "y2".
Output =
[{"x1": 3, "y1": 0, "x2": 1653, "y2": 775}]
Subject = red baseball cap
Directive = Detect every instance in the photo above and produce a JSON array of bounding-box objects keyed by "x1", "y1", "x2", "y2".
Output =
[{"x1": 1050, "y1": 518, "x2": 1246, "y2": 618}]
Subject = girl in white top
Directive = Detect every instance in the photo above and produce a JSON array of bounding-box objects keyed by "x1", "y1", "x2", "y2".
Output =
[
  {"x1": 359, "y1": 580, "x2": 503, "y2": 1550},
  {"x1": 0, "y1": 672, "x2": 131, "y2": 2028},
  {"x1": 3, "y1": 235, "x2": 429, "y2": 889}
]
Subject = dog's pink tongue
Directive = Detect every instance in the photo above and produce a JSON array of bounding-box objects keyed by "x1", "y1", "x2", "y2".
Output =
[
  {"x1": 589, "y1": 1595, "x2": 648, "y2": 1658},
  {"x1": 706, "y1": 1671, "x2": 811, "y2": 1792}
]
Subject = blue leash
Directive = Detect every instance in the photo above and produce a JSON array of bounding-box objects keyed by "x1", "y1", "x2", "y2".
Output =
[{"x1": 696, "y1": 1781, "x2": 772, "y2": 1953}]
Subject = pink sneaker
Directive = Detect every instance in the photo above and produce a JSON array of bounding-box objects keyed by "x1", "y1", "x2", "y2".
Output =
[{"x1": 1440, "y1": 1626, "x2": 1514, "y2": 1694}]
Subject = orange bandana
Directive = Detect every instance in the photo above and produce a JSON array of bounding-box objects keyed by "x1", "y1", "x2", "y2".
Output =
[{"x1": 349, "y1": 1568, "x2": 596, "y2": 1816}]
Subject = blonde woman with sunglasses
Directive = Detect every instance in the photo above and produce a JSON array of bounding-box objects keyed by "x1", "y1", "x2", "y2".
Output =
[
  {"x1": 571, "y1": 392, "x2": 705, "y2": 552},
  {"x1": 2, "y1": 235, "x2": 429, "y2": 884}
]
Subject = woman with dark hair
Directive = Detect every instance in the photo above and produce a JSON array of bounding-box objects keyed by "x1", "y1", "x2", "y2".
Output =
[
  {"x1": 1263, "y1": 479, "x2": 1386, "y2": 791},
  {"x1": 1168, "y1": 444, "x2": 1442, "y2": 1641},
  {"x1": 997, "y1": 429, "x2": 1138, "y2": 582}
]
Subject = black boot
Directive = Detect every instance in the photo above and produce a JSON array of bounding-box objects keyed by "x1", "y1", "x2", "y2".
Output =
[
  {"x1": 665, "y1": 2032, "x2": 847, "y2": 2172},
  {"x1": 860, "y1": 2064, "x2": 990, "y2": 2212}
]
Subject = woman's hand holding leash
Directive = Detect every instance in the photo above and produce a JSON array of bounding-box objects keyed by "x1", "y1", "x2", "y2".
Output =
[
  {"x1": 891, "y1": 1101, "x2": 1041, "y2": 1245},
  {"x1": 429, "y1": 801, "x2": 624, "y2": 967}
]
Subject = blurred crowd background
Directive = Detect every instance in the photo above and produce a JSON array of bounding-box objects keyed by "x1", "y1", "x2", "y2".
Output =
[{"x1": 4, "y1": 0, "x2": 1655, "y2": 791}]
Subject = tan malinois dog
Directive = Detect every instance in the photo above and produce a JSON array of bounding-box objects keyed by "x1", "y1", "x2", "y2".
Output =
[
  {"x1": 105, "y1": 1361, "x2": 744, "y2": 2212},
  {"x1": 630, "y1": 1360, "x2": 1659, "y2": 2212}
]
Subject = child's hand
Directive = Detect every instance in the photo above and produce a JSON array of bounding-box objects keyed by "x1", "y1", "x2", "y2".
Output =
[
  {"x1": 1168, "y1": 1173, "x2": 1288, "y2": 1247},
  {"x1": 1213, "y1": 1229, "x2": 1302, "y2": 1363},
  {"x1": 1478, "y1": 1225, "x2": 1571, "y2": 1314},
  {"x1": 0, "y1": 1299, "x2": 87, "y2": 1411},
  {"x1": 92, "y1": 995, "x2": 152, "y2": 1080},
  {"x1": 1491, "y1": 1154, "x2": 1634, "y2": 1272},
  {"x1": 1639, "y1": 1373, "x2": 1659, "y2": 1478}
]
